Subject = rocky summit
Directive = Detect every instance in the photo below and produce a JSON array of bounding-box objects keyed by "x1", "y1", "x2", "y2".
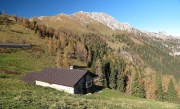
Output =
[{"x1": 32, "y1": 11, "x2": 177, "y2": 39}]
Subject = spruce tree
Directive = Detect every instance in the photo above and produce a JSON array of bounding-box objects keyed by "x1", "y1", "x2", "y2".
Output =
[
  {"x1": 35, "y1": 25, "x2": 39, "y2": 34},
  {"x1": 109, "y1": 61, "x2": 116, "y2": 89},
  {"x1": 103, "y1": 62, "x2": 111, "y2": 88},
  {"x1": 157, "y1": 77, "x2": 165, "y2": 101},
  {"x1": 116, "y1": 60, "x2": 126, "y2": 92},
  {"x1": 166, "y1": 79, "x2": 177, "y2": 102},
  {"x1": 117, "y1": 72, "x2": 124, "y2": 92},
  {"x1": 131, "y1": 73, "x2": 145, "y2": 98},
  {"x1": 157, "y1": 76, "x2": 167, "y2": 101}
]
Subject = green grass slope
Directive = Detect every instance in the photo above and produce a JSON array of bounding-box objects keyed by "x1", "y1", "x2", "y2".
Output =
[
  {"x1": 0, "y1": 16, "x2": 45, "y2": 47},
  {"x1": 0, "y1": 72, "x2": 179, "y2": 109},
  {"x1": 0, "y1": 48, "x2": 179, "y2": 109},
  {"x1": 0, "y1": 50, "x2": 55, "y2": 72}
]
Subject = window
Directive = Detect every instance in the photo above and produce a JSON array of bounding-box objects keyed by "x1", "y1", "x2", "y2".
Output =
[{"x1": 85, "y1": 80, "x2": 92, "y2": 88}]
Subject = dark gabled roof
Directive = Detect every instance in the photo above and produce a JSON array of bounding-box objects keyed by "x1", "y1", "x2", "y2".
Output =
[
  {"x1": 21, "y1": 72, "x2": 37, "y2": 84},
  {"x1": 36, "y1": 68, "x2": 87, "y2": 87},
  {"x1": 0, "y1": 43, "x2": 31, "y2": 48},
  {"x1": 21, "y1": 68, "x2": 96, "y2": 87}
]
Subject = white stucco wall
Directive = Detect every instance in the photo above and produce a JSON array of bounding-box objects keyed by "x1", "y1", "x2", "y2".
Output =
[{"x1": 35, "y1": 80, "x2": 74, "y2": 94}]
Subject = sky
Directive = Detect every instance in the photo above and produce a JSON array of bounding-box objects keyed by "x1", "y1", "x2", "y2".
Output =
[{"x1": 0, "y1": 0, "x2": 180, "y2": 36}]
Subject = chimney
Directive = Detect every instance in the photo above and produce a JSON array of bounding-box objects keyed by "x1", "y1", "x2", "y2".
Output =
[{"x1": 70, "y1": 65, "x2": 73, "y2": 70}]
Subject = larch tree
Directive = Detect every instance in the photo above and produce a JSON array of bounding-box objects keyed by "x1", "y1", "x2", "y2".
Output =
[
  {"x1": 56, "y1": 39, "x2": 62, "y2": 68},
  {"x1": 50, "y1": 32, "x2": 59, "y2": 55},
  {"x1": 12, "y1": 15, "x2": 17, "y2": 22},
  {"x1": 37, "y1": 29, "x2": 43, "y2": 38},
  {"x1": 22, "y1": 18, "x2": 30, "y2": 28},
  {"x1": 76, "y1": 41, "x2": 87, "y2": 61},
  {"x1": 46, "y1": 27, "x2": 54, "y2": 38},
  {"x1": 60, "y1": 34, "x2": 68, "y2": 49},
  {"x1": 67, "y1": 39, "x2": 76, "y2": 58},
  {"x1": 63, "y1": 42, "x2": 74, "y2": 68},
  {"x1": 48, "y1": 37, "x2": 53, "y2": 53},
  {"x1": 94, "y1": 58, "x2": 103, "y2": 86},
  {"x1": 2, "y1": 14, "x2": 9, "y2": 25}
]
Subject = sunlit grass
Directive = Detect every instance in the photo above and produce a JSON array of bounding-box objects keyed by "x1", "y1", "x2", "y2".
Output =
[
  {"x1": 0, "y1": 50, "x2": 55, "y2": 73},
  {"x1": 0, "y1": 46, "x2": 179, "y2": 109},
  {"x1": 1, "y1": 75, "x2": 179, "y2": 109}
]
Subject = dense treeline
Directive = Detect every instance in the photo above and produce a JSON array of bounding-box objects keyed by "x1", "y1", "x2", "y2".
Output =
[
  {"x1": 157, "y1": 77, "x2": 178, "y2": 102},
  {"x1": 133, "y1": 43, "x2": 180, "y2": 77},
  {"x1": 109, "y1": 33, "x2": 179, "y2": 101}
]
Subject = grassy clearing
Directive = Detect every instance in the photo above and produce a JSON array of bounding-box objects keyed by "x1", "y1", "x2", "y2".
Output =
[
  {"x1": 0, "y1": 19, "x2": 45, "y2": 48},
  {"x1": 0, "y1": 50, "x2": 55, "y2": 73}
]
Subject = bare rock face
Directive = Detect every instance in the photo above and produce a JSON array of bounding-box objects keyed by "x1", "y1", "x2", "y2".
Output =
[{"x1": 72, "y1": 11, "x2": 136, "y2": 32}]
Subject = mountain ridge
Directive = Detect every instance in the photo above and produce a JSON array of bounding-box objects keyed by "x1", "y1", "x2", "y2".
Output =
[{"x1": 31, "y1": 11, "x2": 178, "y2": 39}]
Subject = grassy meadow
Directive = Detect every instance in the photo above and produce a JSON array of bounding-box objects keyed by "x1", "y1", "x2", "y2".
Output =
[{"x1": 0, "y1": 51, "x2": 180, "y2": 109}]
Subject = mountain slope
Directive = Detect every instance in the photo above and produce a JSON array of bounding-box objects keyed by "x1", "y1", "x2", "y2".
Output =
[
  {"x1": 30, "y1": 12, "x2": 180, "y2": 99},
  {"x1": 31, "y1": 11, "x2": 178, "y2": 39},
  {"x1": 30, "y1": 11, "x2": 180, "y2": 56},
  {"x1": 1, "y1": 12, "x2": 180, "y2": 102}
]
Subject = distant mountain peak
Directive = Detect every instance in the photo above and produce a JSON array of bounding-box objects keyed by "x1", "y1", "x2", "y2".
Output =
[
  {"x1": 73, "y1": 11, "x2": 135, "y2": 32},
  {"x1": 73, "y1": 11, "x2": 178, "y2": 39},
  {"x1": 38, "y1": 16, "x2": 45, "y2": 20},
  {"x1": 140, "y1": 29, "x2": 176, "y2": 39},
  {"x1": 32, "y1": 11, "x2": 178, "y2": 39}
]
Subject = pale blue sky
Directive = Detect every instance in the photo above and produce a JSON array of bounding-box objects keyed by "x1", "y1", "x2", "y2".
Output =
[{"x1": 0, "y1": 0, "x2": 180, "y2": 36}]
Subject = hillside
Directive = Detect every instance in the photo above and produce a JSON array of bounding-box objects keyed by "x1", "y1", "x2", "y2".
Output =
[
  {"x1": 35, "y1": 12, "x2": 180, "y2": 75},
  {"x1": 30, "y1": 12, "x2": 180, "y2": 99},
  {"x1": 0, "y1": 49, "x2": 179, "y2": 108},
  {"x1": 0, "y1": 12, "x2": 180, "y2": 108}
]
